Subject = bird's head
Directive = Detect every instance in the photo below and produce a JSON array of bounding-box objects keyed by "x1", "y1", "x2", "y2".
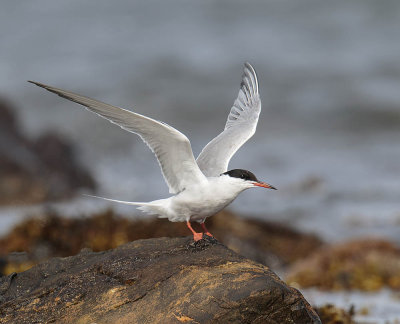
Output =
[{"x1": 221, "y1": 169, "x2": 277, "y2": 190}]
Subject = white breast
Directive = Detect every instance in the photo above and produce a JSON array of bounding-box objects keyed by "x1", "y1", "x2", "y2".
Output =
[{"x1": 165, "y1": 176, "x2": 247, "y2": 222}]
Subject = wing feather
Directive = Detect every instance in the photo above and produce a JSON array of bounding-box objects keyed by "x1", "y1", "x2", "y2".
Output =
[
  {"x1": 196, "y1": 62, "x2": 261, "y2": 176},
  {"x1": 29, "y1": 81, "x2": 207, "y2": 194}
]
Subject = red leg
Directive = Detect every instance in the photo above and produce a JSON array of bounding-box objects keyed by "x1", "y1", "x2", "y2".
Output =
[
  {"x1": 201, "y1": 222, "x2": 213, "y2": 237},
  {"x1": 186, "y1": 221, "x2": 203, "y2": 241}
]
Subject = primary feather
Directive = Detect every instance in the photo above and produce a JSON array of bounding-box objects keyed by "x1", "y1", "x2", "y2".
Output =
[{"x1": 196, "y1": 62, "x2": 261, "y2": 177}]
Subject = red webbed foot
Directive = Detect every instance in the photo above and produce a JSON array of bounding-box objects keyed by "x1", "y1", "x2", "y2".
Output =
[
  {"x1": 186, "y1": 221, "x2": 204, "y2": 241},
  {"x1": 201, "y1": 222, "x2": 214, "y2": 238}
]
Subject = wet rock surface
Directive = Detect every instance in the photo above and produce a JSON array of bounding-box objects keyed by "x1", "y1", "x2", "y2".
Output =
[
  {"x1": 0, "y1": 98, "x2": 95, "y2": 205},
  {"x1": 0, "y1": 236, "x2": 321, "y2": 324}
]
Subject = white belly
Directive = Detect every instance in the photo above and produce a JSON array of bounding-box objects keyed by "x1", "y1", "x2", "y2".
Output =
[{"x1": 164, "y1": 177, "x2": 244, "y2": 222}]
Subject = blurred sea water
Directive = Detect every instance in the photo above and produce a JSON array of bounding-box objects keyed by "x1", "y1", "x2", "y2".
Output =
[{"x1": 1, "y1": 1, "x2": 400, "y2": 243}]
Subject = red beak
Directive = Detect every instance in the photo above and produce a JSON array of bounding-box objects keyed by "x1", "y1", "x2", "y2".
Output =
[{"x1": 253, "y1": 182, "x2": 277, "y2": 190}]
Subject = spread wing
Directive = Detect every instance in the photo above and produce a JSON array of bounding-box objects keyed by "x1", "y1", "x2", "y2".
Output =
[
  {"x1": 29, "y1": 81, "x2": 207, "y2": 194},
  {"x1": 196, "y1": 62, "x2": 261, "y2": 176}
]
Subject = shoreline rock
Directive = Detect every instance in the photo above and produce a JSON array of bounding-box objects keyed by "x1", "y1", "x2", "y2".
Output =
[{"x1": 0, "y1": 236, "x2": 321, "y2": 323}]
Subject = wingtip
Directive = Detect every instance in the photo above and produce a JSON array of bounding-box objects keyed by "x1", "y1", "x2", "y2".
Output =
[
  {"x1": 244, "y1": 62, "x2": 254, "y2": 71},
  {"x1": 82, "y1": 193, "x2": 100, "y2": 199},
  {"x1": 28, "y1": 80, "x2": 46, "y2": 88},
  {"x1": 241, "y1": 62, "x2": 258, "y2": 94}
]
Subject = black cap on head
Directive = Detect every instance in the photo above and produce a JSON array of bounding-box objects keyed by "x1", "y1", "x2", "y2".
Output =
[{"x1": 222, "y1": 169, "x2": 259, "y2": 182}]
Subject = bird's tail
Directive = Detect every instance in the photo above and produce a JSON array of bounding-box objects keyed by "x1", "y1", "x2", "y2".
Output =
[{"x1": 83, "y1": 194, "x2": 165, "y2": 216}]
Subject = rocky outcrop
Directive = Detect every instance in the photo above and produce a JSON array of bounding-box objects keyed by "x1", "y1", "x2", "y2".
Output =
[
  {"x1": 0, "y1": 98, "x2": 95, "y2": 205},
  {"x1": 0, "y1": 237, "x2": 321, "y2": 324}
]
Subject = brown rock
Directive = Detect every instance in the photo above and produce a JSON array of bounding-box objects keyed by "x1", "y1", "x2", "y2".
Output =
[
  {"x1": 287, "y1": 239, "x2": 400, "y2": 291},
  {"x1": 0, "y1": 237, "x2": 321, "y2": 324},
  {"x1": 315, "y1": 304, "x2": 355, "y2": 324}
]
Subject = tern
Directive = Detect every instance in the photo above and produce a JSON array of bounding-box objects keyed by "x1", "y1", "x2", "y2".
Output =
[{"x1": 29, "y1": 62, "x2": 276, "y2": 241}]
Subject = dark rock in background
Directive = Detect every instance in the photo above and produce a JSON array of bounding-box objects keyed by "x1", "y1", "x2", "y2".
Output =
[
  {"x1": 0, "y1": 210, "x2": 323, "y2": 276},
  {"x1": 0, "y1": 98, "x2": 95, "y2": 205},
  {"x1": 0, "y1": 237, "x2": 321, "y2": 324}
]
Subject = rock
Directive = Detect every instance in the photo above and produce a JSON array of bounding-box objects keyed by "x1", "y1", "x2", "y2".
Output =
[
  {"x1": 0, "y1": 237, "x2": 321, "y2": 324},
  {"x1": 0, "y1": 97, "x2": 95, "y2": 205},
  {"x1": 0, "y1": 210, "x2": 323, "y2": 276},
  {"x1": 315, "y1": 304, "x2": 355, "y2": 324},
  {"x1": 286, "y1": 239, "x2": 400, "y2": 291}
]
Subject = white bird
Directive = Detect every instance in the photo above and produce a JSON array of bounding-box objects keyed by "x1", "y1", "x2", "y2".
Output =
[{"x1": 29, "y1": 62, "x2": 276, "y2": 241}]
